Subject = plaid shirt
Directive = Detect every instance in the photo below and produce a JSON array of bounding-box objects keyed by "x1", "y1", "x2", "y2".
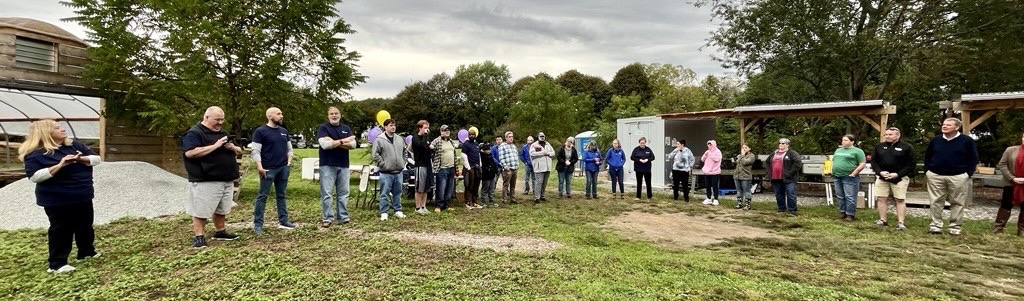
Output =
[{"x1": 498, "y1": 142, "x2": 519, "y2": 170}]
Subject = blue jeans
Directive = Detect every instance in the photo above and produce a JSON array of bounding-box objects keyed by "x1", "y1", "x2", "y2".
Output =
[
  {"x1": 523, "y1": 164, "x2": 535, "y2": 193},
  {"x1": 319, "y1": 166, "x2": 350, "y2": 222},
  {"x1": 834, "y1": 175, "x2": 860, "y2": 216},
  {"x1": 734, "y1": 179, "x2": 752, "y2": 200},
  {"x1": 378, "y1": 172, "x2": 404, "y2": 214},
  {"x1": 772, "y1": 180, "x2": 797, "y2": 213},
  {"x1": 434, "y1": 167, "x2": 455, "y2": 209},
  {"x1": 585, "y1": 170, "x2": 598, "y2": 197},
  {"x1": 558, "y1": 170, "x2": 573, "y2": 196},
  {"x1": 608, "y1": 167, "x2": 624, "y2": 193},
  {"x1": 254, "y1": 166, "x2": 291, "y2": 227}
]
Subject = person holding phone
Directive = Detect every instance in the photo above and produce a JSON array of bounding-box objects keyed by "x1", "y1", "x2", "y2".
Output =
[
  {"x1": 19, "y1": 119, "x2": 102, "y2": 273},
  {"x1": 182, "y1": 106, "x2": 243, "y2": 248}
]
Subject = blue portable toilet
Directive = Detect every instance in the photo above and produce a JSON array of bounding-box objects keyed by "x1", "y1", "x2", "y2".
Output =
[{"x1": 574, "y1": 131, "x2": 598, "y2": 171}]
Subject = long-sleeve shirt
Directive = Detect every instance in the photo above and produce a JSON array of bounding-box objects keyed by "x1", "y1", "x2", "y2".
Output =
[
  {"x1": 530, "y1": 142, "x2": 556, "y2": 173},
  {"x1": 499, "y1": 143, "x2": 520, "y2": 170},
  {"x1": 519, "y1": 144, "x2": 533, "y2": 166},
  {"x1": 924, "y1": 133, "x2": 978, "y2": 176},
  {"x1": 605, "y1": 147, "x2": 626, "y2": 169},
  {"x1": 669, "y1": 147, "x2": 695, "y2": 171},
  {"x1": 630, "y1": 146, "x2": 655, "y2": 173}
]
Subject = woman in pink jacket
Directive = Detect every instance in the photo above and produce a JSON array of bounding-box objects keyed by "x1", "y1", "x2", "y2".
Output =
[{"x1": 701, "y1": 140, "x2": 723, "y2": 206}]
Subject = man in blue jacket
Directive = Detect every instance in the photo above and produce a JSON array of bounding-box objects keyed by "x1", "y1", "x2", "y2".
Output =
[
  {"x1": 520, "y1": 136, "x2": 535, "y2": 195},
  {"x1": 924, "y1": 118, "x2": 978, "y2": 235}
]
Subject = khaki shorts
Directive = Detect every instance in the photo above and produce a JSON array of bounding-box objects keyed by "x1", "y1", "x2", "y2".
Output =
[
  {"x1": 186, "y1": 181, "x2": 234, "y2": 219},
  {"x1": 875, "y1": 176, "x2": 909, "y2": 200}
]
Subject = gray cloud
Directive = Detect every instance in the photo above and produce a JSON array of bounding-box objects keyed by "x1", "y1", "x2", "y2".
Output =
[{"x1": 4, "y1": 0, "x2": 731, "y2": 99}]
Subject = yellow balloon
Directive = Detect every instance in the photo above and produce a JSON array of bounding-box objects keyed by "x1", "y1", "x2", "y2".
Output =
[
  {"x1": 468, "y1": 126, "x2": 479, "y2": 136},
  {"x1": 376, "y1": 110, "x2": 391, "y2": 125}
]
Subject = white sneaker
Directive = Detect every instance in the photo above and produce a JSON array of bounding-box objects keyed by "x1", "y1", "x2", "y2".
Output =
[
  {"x1": 47, "y1": 265, "x2": 76, "y2": 273},
  {"x1": 380, "y1": 213, "x2": 388, "y2": 221},
  {"x1": 928, "y1": 225, "x2": 942, "y2": 234},
  {"x1": 394, "y1": 211, "x2": 406, "y2": 219},
  {"x1": 948, "y1": 228, "x2": 961, "y2": 236},
  {"x1": 712, "y1": 199, "x2": 719, "y2": 206},
  {"x1": 415, "y1": 208, "x2": 428, "y2": 215},
  {"x1": 702, "y1": 199, "x2": 713, "y2": 205}
]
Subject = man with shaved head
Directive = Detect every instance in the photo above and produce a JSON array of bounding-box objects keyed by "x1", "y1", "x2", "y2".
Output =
[
  {"x1": 250, "y1": 107, "x2": 296, "y2": 234},
  {"x1": 182, "y1": 106, "x2": 242, "y2": 248}
]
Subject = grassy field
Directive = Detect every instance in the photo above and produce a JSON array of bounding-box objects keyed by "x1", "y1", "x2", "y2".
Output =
[{"x1": 2, "y1": 149, "x2": 1023, "y2": 300}]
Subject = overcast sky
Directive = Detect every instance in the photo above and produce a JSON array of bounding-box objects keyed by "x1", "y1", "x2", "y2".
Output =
[{"x1": 5, "y1": 0, "x2": 731, "y2": 100}]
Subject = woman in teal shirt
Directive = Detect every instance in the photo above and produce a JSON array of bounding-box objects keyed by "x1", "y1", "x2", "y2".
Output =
[{"x1": 833, "y1": 134, "x2": 866, "y2": 221}]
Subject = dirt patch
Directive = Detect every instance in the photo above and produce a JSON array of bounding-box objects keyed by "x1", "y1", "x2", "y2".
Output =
[
  {"x1": 345, "y1": 229, "x2": 562, "y2": 253},
  {"x1": 601, "y1": 211, "x2": 783, "y2": 249}
]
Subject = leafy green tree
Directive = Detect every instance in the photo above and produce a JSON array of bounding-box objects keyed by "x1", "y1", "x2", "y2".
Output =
[
  {"x1": 644, "y1": 63, "x2": 718, "y2": 113},
  {"x1": 609, "y1": 63, "x2": 653, "y2": 105},
  {"x1": 555, "y1": 70, "x2": 613, "y2": 116},
  {"x1": 65, "y1": 0, "x2": 364, "y2": 136},
  {"x1": 507, "y1": 78, "x2": 593, "y2": 143},
  {"x1": 448, "y1": 61, "x2": 512, "y2": 136}
]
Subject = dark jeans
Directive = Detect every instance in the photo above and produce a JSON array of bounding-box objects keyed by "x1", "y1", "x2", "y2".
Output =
[
  {"x1": 254, "y1": 166, "x2": 291, "y2": 227},
  {"x1": 609, "y1": 167, "x2": 624, "y2": 193},
  {"x1": 672, "y1": 170, "x2": 690, "y2": 200},
  {"x1": 435, "y1": 167, "x2": 455, "y2": 209},
  {"x1": 636, "y1": 171, "x2": 652, "y2": 199},
  {"x1": 772, "y1": 180, "x2": 798, "y2": 213},
  {"x1": 999, "y1": 186, "x2": 1024, "y2": 210},
  {"x1": 44, "y1": 202, "x2": 97, "y2": 270},
  {"x1": 464, "y1": 167, "x2": 481, "y2": 205},
  {"x1": 705, "y1": 174, "x2": 720, "y2": 200}
]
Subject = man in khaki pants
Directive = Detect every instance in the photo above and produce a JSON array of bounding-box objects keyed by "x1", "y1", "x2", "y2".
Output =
[{"x1": 923, "y1": 118, "x2": 979, "y2": 235}]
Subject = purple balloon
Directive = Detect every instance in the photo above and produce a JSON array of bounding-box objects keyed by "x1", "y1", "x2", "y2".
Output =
[
  {"x1": 367, "y1": 127, "x2": 382, "y2": 144},
  {"x1": 457, "y1": 129, "x2": 469, "y2": 143},
  {"x1": 405, "y1": 135, "x2": 413, "y2": 145}
]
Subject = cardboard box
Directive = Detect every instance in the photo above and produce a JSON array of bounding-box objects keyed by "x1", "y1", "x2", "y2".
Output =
[
  {"x1": 976, "y1": 166, "x2": 996, "y2": 175},
  {"x1": 857, "y1": 191, "x2": 867, "y2": 208}
]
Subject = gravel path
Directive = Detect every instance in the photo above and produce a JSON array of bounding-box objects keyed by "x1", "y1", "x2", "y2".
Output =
[{"x1": 0, "y1": 161, "x2": 187, "y2": 230}]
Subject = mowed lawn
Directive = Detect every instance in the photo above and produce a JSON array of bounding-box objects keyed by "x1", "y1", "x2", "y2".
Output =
[{"x1": 1, "y1": 147, "x2": 1023, "y2": 300}]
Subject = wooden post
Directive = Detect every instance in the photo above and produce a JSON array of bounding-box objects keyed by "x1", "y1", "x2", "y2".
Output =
[
  {"x1": 739, "y1": 118, "x2": 747, "y2": 147},
  {"x1": 879, "y1": 113, "x2": 888, "y2": 142},
  {"x1": 961, "y1": 111, "x2": 972, "y2": 134}
]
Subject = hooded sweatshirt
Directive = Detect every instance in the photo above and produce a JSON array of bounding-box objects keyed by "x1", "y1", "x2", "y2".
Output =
[
  {"x1": 701, "y1": 140, "x2": 722, "y2": 175},
  {"x1": 371, "y1": 133, "x2": 407, "y2": 173}
]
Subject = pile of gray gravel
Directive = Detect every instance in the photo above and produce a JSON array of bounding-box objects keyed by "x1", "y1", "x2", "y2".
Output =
[{"x1": 0, "y1": 161, "x2": 187, "y2": 230}]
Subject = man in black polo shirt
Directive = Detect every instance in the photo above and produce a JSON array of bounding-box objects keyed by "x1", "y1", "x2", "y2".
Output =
[
  {"x1": 871, "y1": 127, "x2": 915, "y2": 231},
  {"x1": 182, "y1": 106, "x2": 242, "y2": 248}
]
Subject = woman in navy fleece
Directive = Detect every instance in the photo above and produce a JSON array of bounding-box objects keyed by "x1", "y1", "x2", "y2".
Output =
[{"x1": 18, "y1": 120, "x2": 102, "y2": 273}]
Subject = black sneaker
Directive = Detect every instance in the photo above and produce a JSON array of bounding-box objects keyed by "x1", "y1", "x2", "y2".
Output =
[
  {"x1": 212, "y1": 230, "x2": 239, "y2": 241},
  {"x1": 192, "y1": 236, "x2": 208, "y2": 248}
]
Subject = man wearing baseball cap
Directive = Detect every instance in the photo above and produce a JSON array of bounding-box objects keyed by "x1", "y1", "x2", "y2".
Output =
[
  {"x1": 529, "y1": 132, "x2": 556, "y2": 203},
  {"x1": 430, "y1": 125, "x2": 462, "y2": 212}
]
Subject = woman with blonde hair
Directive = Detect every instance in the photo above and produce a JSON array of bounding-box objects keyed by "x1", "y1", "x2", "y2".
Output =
[{"x1": 18, "y1": 120, "x2": 102, "y2": 273}]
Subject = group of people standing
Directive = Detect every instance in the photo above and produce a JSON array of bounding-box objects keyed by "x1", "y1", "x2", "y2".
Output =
[{"x1": 19, "y1": 106, "x2": 1024, "y2": 273}]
